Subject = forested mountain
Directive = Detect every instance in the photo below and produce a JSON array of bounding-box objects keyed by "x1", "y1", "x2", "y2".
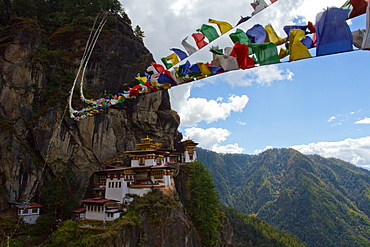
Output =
[{"x1": 197, "y1": 148, "x2": 370, "y2": 247}]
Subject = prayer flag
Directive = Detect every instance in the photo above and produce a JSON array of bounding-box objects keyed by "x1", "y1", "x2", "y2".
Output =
[
  {"x1": 349, "y1": 0, "x2": 368, "y2": 18},
  {"x1": 362, "y1": 2, "x2": 370, "y2": 49},
  {"x1": 316, "y1": 7, "x2": 353, "y2": 56},
  {"x1": 170, "y1": 69, "x2": 185, "y2": 84},
  {"x1": 249, "y1": 42, "x2": 280, "y2": 65},
  {"x1": 352, "y1": 29, "x2": 365, "y2": 48},
  {"x1": 151, "y1": 62, "x2": 165, "y2": 73},
  {"x1": 197, "y1": 63, "x2": 213, "y2": 76},
  {"x1": 197, "y1": 24, "x2": 220, "y2": 42},
  {"x1": 210, "y1": 48, "x2": 224, "y2": 55},
  {"x1": 158, "y1": 72, "x2": 177, "y2": 86},
  {"x1": 178, "y1": 60, "x2": 191, "y2": 77},
  {"x1": 229, "y1": 28, "x2": 250, "y2": 45},
  {"x1": 166, "y1": 53, "x2": 180, "y2": 65},
  {"x1": 188, "y1": 64, "x2": 202, "y2": 77},
  {"x1": 181, "y1": 36, "x2": 197, "y2": 55},
  {"x1": 170, "y1": 48, "x2": 188, "y2": 60},
  {"x1": 146, "y1": 65, "x2": 158, "y2": 74},
  {"x1": 230, "y1": 42, "x2": 255, "y2": 69},
  {"x1": 192, "y1": 33, "x2": 208, "y2": 49},
  {"x1": 161, "y1": 57, "x2": 172, "y2": 69},
  {"x1": 208, "y1": 66, "x2": 225, "y2": 74},
  {"x1": 251, "y1": 0, "x2": 268, "y2": 16},
  {"x1": 209, "y1": 19, "x2": 233, "y2": 35},
  {"x1": 278, "y1": 48, "x2": 289, "y2": 59},
  {"x1": 213, "y1": 54, "x2": 239, "y2": 71},
  {"x1": 237, "y1": 16, "x2": 252, "y2": 25},
  {"x1": 246, "y1": 24, "x2": 267, "y2": 43},
  {"x1": 288, "y1": 29, "x2": 312, "y2": 61},
  {"x1": 265, "y1": 24, "x2": 286, "y2": 45},
  {"x1": 300, "y1": 36, "x2": 314, "y2": 49},
  {"x1": 283, "y1": 25, "x2": 308, "y2": 37},
  {"x1": 224, "y1": 47, "x2": 233, "y2": 55}
]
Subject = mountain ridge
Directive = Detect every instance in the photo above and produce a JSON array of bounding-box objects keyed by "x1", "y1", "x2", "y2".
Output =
[{"x1": 197, "y1": 147, "x2": 370, "y2": 247}]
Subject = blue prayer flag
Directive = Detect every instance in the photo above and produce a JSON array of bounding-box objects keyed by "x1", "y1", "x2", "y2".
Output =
[
  {"x1": 170, "y1": 48, "x2": 188, "y2": 60},
  {"x1": 246, "y1": 24, "x2": 267, "y2": 43},
  {"x1": 316, "y1": 7, "x2": 353, "y2": 56}
]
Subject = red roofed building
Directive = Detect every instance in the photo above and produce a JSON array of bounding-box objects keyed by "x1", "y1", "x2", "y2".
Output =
[
  {"x1": 81, "y1": 137, "x2": 198, "y2": 221},
  {"x1": 8, "y1": 202, "x2": 42, "y2": 224}
]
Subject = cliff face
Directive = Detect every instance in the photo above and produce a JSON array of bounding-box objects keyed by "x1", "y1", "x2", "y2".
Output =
[{"x1": 0, "y1": 16, "x2": 181, "y2": 208}]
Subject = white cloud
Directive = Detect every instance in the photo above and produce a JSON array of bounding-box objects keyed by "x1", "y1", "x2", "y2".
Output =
[
  {"x1": 328, "y1": 116, "x2": 336, "y2": 122},
  {"x1": 291, "y1": 136, "x2": 370, "y2": 170},
  {"x1": 184, "y1": 127, "x2": 244, "y2": 153},
  {"x1": 213, "y1": 143, "x2": 244, "y2": 154},
  {"x1": 356, "y1": 117, "x2": 370, "y2": 124},
  {"x1": 254, "y1": 146, "x2": 273, "y2": 154},
  {"x1": 237, "y1": 120, "x2": 246, "y2": 125},
  {"x1": 170, "y1": 84, "x2": 249, "y2": 126},
  {"x1": 220, "y1": 65, "x2": 294, "y2": 87}
]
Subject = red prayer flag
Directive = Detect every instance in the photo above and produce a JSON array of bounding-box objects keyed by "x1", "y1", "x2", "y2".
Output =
[
  {"x1": 349, "y1": 0, "x2": 368, "y2": 18},
  {"x1": 230, "y1": 42, "x2": 255, "y2": 69},
  {"x1": 151, "y1": 62, "x2": 165, "y2": 73},
  {"x1": 191, "y1": 33, "x2": 209, "y2": 49}
]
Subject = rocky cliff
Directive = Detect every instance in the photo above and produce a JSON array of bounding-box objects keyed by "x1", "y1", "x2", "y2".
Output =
[{"x1": 0, "y1": 14, "x2": 181, "y2": 209}]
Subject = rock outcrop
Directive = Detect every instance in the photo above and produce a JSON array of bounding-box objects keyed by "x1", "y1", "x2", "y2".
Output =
[{"x1": 0, "y1": 15, "x2": 181, "y2": 209}]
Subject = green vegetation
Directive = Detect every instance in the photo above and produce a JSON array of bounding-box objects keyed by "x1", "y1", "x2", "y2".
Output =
[
  {"x1": 1, "y1": 0, "x2": 124, "y2": 29},
  {"x1": 133, "y1": 25, "x2": 145, "y2": 41},
  {"x1": 41, "y1": 160, "x2": 79, "y2": 220},
  {"x1": 46, "y1": 190, "x2": 180, "y2": 246},
  {"x1": 197, "y1": 148, "x2": 370, "y2": 247},
  {"x1": 221, "y1": 205, "x2": 306, "y2": 247},
  {"x1": 183, "y1": 162, "x2": 221, "y2": 246}
]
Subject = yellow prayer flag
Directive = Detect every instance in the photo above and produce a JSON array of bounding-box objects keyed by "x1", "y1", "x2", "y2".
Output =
[
  {"x1": 197, "y1": 63, "x2": 212, "y2": 76},
  {"x1": 165, "y1": 53, "x2": 180, "y2": 66},
  {"x1": 278, "y1": 48, "x2": 289, "y2": 59},
  {"x1": 289, "y1": 29, "x2": 312, "y2": 62},
  {"x1": 135, "y1": 76, "x2": 148, "y2": 83},
  {"x1": 264, "y1": 24, "x2": 286, "y2": 46},
  {"x1": 161, "y1": 83, "x2": 172, "y2": 89},
  {"x1": 209, "y1": 19, "x2": 233, "y2": 35}
]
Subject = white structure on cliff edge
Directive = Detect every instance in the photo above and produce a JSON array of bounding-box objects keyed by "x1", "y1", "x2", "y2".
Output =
[
  {"x1": 80, "y1": 137, "x2": 198, "y2": 221},
  {"x1": 8, "y1": 202, "x2": 42, "y2": 224}
]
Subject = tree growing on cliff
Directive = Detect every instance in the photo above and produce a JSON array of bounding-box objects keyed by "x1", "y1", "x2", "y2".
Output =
[
  {"x1": 186, "y1": 161, "x2": 221, "y2": 246},
  {"x1": 134, "y1": 25, "x2": 145, "y2": 40}
]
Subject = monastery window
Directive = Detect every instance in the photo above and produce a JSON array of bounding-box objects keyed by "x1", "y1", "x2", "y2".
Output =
[
  {"x1": 139, "y1": 157, "x2": 145, "y2": 166},
  {"x1": 118, "y1": 182, "x2": 122, "y2": 188},
  {"x1": 23, "y1": 209, "x2": 28, "y2": 214},
  {"x1": 156, "y1": 157, "x2": 162, "y2": 165},
  {"x1": 153, "y1": 171, "x2": 163, "y2": 179},
  {"x1": 32, "y1": 208, "x2": 38, "y2": 214},
  {"x1": 127, "y1": 182, "x2": 131, "y2": 187},
  {"x1": 189, "y1": 154, "x2": 194, "y2": 160}
]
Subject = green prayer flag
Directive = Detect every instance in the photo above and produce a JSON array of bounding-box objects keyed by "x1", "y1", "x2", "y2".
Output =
[
  {"x1": 161, "y1": 57, "x2": 173, "y2": 69},
  {"x1": 229, "y1": 28, "x2": 250, "y2": 45},
  {"x1": 210, "y1": 48, "x2": 224, "y2": 55},
  {"x1": 197, "y1": 24, "x2": 219, "y2": 42},
  {"x1": 248, "y1": 42, "x2": 280, "y2": 66}
]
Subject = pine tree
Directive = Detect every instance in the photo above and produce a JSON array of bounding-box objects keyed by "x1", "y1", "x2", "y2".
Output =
[
  {"x1": 186, "y1": 162, "x2": 221, "y2": 246},
  {"x1": 134, "y1": 25, "x2": 145, "y2": 40}
]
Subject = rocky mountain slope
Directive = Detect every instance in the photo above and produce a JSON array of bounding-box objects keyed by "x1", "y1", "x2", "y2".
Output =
[
  {"x1": 197, "y1": 147, "x2": 370, "y2": 247},
  {"x1": 0, "y1": 5, "x2": 181, "y2": 209}
]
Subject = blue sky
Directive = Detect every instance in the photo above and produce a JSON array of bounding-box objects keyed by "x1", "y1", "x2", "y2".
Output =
[{"x1": 123, "y1": 0, "x2": 370, "y2": 169}]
